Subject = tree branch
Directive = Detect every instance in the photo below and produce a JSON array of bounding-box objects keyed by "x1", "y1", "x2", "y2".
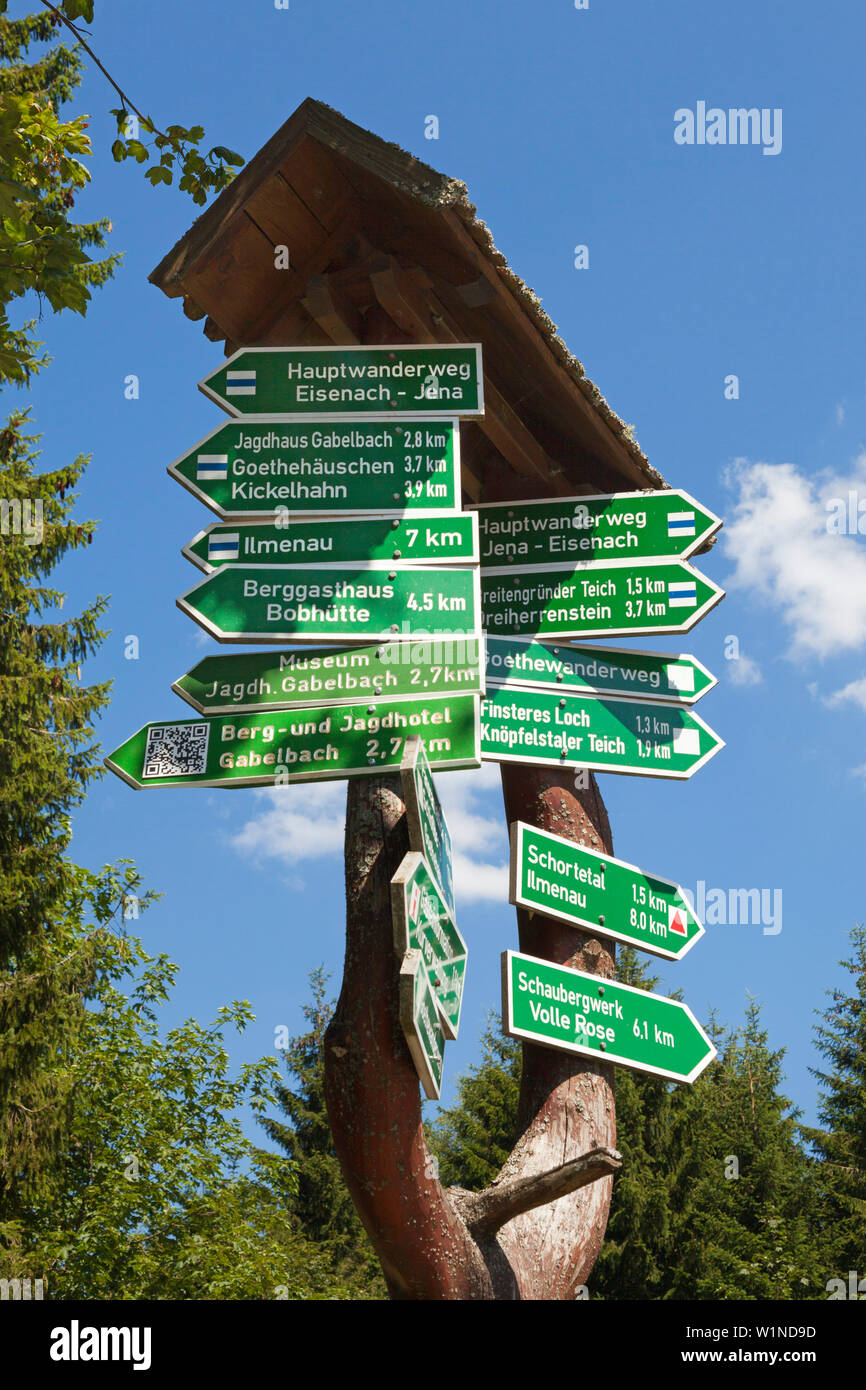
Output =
[
  {"x1": 40, "y1": 1, "x2": 170, "y2": 140},
  {"x1": 449, "y1": 1146, "x2": 622, "y2": 1238}
]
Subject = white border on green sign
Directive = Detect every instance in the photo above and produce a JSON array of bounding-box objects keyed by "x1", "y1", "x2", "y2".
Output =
[
  {"x1": 508, "y1": 821, "x2": 705, "y2": 961},
  {"x1": 501, "y1": 949, "x2": 716, "y2": 1085}
]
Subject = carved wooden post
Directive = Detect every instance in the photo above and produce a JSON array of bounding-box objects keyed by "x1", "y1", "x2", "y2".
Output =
[{"x1": 323, "y1": 302, "x2": 619, "y2": 1300}]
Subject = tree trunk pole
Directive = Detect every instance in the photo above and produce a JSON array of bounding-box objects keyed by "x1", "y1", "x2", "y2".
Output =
[
  {"x1": 494, "y1": 764, "x2": 617, "y2": 1296},
  {"x1": 324, "y1": 302, "x2": 618, "y2": 1298}
]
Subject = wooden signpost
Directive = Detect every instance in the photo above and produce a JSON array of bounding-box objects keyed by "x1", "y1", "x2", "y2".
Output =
[{"x1": 139, "y1": 99, "x2": 728, "y2": 1301}]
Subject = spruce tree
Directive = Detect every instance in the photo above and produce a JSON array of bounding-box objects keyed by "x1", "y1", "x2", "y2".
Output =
[
  {"x1": 0, "y1": 413, "x2": 111, "y2": 1201},
  {"x1": 806, "y1": 922, "x2": 866, "y2": 1280},
  {"x1": 662, "y1": 1000, "x2": 817, "y2": 1299},
  {"x1": 0, "y1": 10, "x2": 124, "y2": 1202},
  {"x1": 427, "y1": 1014, "x2": 521, "y2": 1190},
  {"x1": 591, "y1": 948, "x2": 675, "y2": 1300},
  {"x1": 0, "y1": 1, "x2": 243, "y2": 1210},
  {"x1": 261, "y1": 969, "x2": 385, "y2": 1295}
]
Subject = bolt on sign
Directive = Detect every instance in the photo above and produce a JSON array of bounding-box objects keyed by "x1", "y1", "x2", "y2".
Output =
[
  {"x1": 502, "y1": 950, "x2": 716, "y2": 1084},
  {"x1": 481, "y1": 558, "x2": 724, "y2": 642},
  {"x1": 183, "y1": 512, "x2": 479, "y2": 574},
  {"x1": 399, "y1": 949, "x2": 446, "y2": 1100},
  {"x1": 486, "y1": 636, "x2": 716, "y2": 705},
  {"x1": 176, "y1": 563, "x2": 481, "y2": 645},
  {"x1": 104, "y1": 694, "x2": 481, "y2": 789},
  {"x1": 199, "y1": 345, "x2": 485, "y2": 419},
  {"x1": 509, "y1": 822, "x2": 704, "y2": 961},
  {"x1": 168, "y1": 418, "x2": 463, "y2": 518},
  {"x1": 391, "y1": 851, "x2": 467, "y2": 1040},
  {"x1": 471, "y1": 488, "x2": 722, "y2": 566},
  {"x1": 401, "y1": 734, "x2": 455, "y2": 924},
  {"x1": 481, "y1": 685, "x2": 723, "y2": 780},
  {"x1": 173, "y1": 638, "x2": 486, "y2": 716}
]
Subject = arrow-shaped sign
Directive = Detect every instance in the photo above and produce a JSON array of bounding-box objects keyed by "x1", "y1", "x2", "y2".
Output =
[
  {"x1": 176, "y1": 562, "x2": 481, "y2": 645},
  {"x1": 502, "y1": 950, "x2": 716, "y2": 1084},
  {"x1": 168, "y1": 417, "x2": 462, "y2": 518},
  {"x1": 104, "y1": 694, "x2": 481, "y2": 789},
  {"x1": 183, "y1": 512, "x2": 478, "y2": 573},
  {"x1": 481, "y1": 685, "x2": 723, "y2": 780},
  {"x1": 509, "y1": 822, "x2": 704, "y2": 960},
  {"x1": 401, "y1": 735, "x2": 455, "y2": 923},
  {"x1": 199, "y1": 344, "x2": 484, "y2": 419},
  {"x1": 400, "y1": 949, "x2": 446, "y2": 1100},
  {"x1": 481, "y1": 557, "x2": 724, "y2": 642},
  {"x1": 472, "y1": 488, "x2": 721, "y2": 565},
  {"x1": 173, "y1": 638, "x2": 486, "y2": 716},
  {"x1": 392, "y1": 851, "x2": 467, "y2": 1039},
  {"x1": 486, "y1": 637, "x2": 716, "y2": 705}
]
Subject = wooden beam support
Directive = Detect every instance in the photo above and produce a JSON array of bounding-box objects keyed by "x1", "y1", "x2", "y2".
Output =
[
  {"x1": 438, "y1": 209, "x2": 653, "y2": 487},
  {"x1": 450, "y1": 1146, "x2": 622, "y2": 1238},
  {"x1": 301, "y1": 272, "x2": 363, "y2": 344},
  {"x1": 369, "y1": 255, "x2": 562, "y2": 488},
  {"x1": 456, "y1": 274, "x2": 497, "y2": 308}
]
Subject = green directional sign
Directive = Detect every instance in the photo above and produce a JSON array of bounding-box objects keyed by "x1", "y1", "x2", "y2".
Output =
[
  {"x1": 105, "y1": 694, "x2": 481, "y2": 789},
  {"x1": 199, "y1": 344, "x2": 484, "y2": 419},
  {"x1": 183, "y1": 511, "x2": 478, "y2": 574},
  {"x1": 502, "y1": 950, "x2": 716, "y2": 1084},
  {"x1": 392, "y1": 851, "x2": 468, "y2": 1039},
  {"x1": 481, "y1": 686, "x2": 723, "y2": 780},
  {"x1": 473, "y1": 488, "x2": 721, "y2": 565},
  {"x1": 399, "y1": 949, "x2": 446, "y2": 1099},
  {"x1": 481, "y1": 558, "x2": 723, "y2": 641},
  {"x1": 486, "y1": 637, "x2": 716, "y2": 705},
  {"x1": 168, "y1": 418, "x2": 461, "y2": 518},
  {"x1": 173, "y1": 638, "x2": 486, "y2": 716},
  {"x1": 509, "y1": 822, "x2": 704, "y2": 961},
  {"x1": 401, "y1": 735, "x2": 455, "y2": 922},
  {"x1": 177, "y1": 563, "x2": 480, "y2": 645}
]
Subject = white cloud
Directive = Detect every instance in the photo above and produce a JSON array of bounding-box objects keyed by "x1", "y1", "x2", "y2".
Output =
[
  {"x1": 231, "y1": 781, "x2": 345, "y2": 862},
  {"x1": 825, "y1": 676, "x2": 866, "y2": 712},
  {"x1": 436, "y1": 761, "x2": 509, "y2": 904},
  {"x1": 190, "y1": 625, "x2": 213, "y2": 650},
  {"x1": 836, "y1": 403, "x2": 845, "y2": 426},
  {"x1": 723, "y1": 454, "x2": 866, "y2": 659},
  {"x1": 228, "y1": 758, "x2": 509, "y2": 904},
  {"x1": 727, "y1": 653, "x2": 763, "y2": 686}
]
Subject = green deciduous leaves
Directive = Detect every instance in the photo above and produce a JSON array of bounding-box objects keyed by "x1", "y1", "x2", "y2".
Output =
[
  {"x1": 109, "y1": 107, "x2": 245, "y2": 207},
  {"x1": 60, "y1": 1, "x2": 95, "y2": 22},
  {"x1": 0, "y1": 866, "x2": 312, "y2": 1299},
  {"x1": 0, "y1": 91, "x2": 114, "y2": 383},
  {"x1": 0, "y1": 7, "x2": 244, "y2": 389}
]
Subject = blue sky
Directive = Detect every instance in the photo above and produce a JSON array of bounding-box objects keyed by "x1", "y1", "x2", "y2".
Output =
[{"x1": 13, "y1": 0, "x2": 866, "y2": 1135}]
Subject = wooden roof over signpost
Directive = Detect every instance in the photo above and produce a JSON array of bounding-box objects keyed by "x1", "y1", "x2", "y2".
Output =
[{"x1": 150, "y1": 97, "x2": 669, "y2": 506}]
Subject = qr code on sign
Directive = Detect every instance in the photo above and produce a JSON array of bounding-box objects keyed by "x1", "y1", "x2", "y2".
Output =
[{"x1": 143, "y1": 723, "x2": 210, "y2": 778}]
